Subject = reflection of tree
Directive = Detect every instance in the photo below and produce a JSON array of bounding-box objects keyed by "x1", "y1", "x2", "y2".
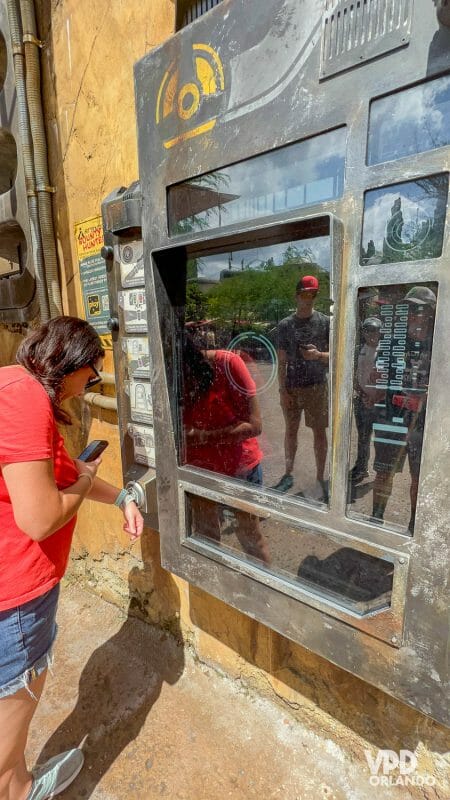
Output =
[
  {"x1": 186, "y1": 282, "x2": 210, "y2": 321},
  {"x1": 202, "y1": 245, "x2": 330, "y2": 335},
  {"x1": 172, "y1": 171, "x2": 233, "y2": 234}
]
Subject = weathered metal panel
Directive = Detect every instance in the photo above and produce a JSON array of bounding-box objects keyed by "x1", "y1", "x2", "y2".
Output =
[
  {"x1": 320, "y1": 0, "x2": 414, "y2": 78},
  {"x1": 133, "y1": 0, "x2": 450, "y2": 725}
]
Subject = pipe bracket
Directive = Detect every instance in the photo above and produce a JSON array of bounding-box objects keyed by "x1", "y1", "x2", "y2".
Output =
[
  {"x1": 22, "y1": 33, "x2": 43, "y2": 47},
  {"x1": 36, "y1": 184, "x2": 57, "y2": 194}
]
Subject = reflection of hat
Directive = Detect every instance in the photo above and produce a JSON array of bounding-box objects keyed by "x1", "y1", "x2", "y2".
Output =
[
  {"x1": 404, "y1": 286, "x2": 437, "y2": 309},
  {"x1": 296, "y1": 275, "x2": 319, "y2": 292},
  {"x1": 362, "y1": 316, "x2": 382, "y2": 331}
]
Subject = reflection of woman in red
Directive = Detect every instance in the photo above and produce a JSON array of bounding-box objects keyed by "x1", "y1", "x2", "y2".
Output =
[{"x1": 183, "y1": 336, "x2": 270, "y2": 563}]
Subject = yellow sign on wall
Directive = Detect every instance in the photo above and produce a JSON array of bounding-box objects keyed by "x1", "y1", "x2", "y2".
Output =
[{"x1": 75, "y1": 216, "x2": 112, "y2": 349}]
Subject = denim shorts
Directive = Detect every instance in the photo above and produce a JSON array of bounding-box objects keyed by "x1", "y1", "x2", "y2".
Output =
[
  {"x1": 0, "y1": 583, "x2": 59, "y2": 699},
  {"x1": 243, "y1": 462, "x2": 263, "y2": 485}
]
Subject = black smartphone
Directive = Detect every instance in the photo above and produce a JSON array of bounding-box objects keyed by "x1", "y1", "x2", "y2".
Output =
[{"x1": 78, "y1": 440, "x2": 109, "y2": 462}]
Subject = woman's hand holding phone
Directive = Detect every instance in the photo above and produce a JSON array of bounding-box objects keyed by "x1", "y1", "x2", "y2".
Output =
[
  {"x1": 74, "y1": 440, "x2": 108, "y2": 486},
  {"x1": 74, "y1": 457, "x2": 101, "y2": 484}
]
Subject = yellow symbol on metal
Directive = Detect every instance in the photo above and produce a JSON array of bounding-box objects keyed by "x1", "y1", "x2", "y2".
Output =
[
  {"x1": 178, "y1": 82, "x2": 201, "y2": 120},
  {"x1": 156, "y1": 44, "x2": 225, "y2": 149}
]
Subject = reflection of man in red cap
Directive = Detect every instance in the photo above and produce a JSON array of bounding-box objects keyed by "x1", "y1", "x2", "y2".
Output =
[{"x1": 273, "y1": 275, "x2": 330, "y2": 500}]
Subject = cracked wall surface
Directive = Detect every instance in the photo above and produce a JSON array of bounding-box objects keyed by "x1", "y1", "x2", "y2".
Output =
[{"x1": 0, "y1": 1, "x2": 448, "y2": 795}]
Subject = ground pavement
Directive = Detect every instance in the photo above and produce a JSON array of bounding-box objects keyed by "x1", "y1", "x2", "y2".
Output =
[{"x1": 26, "y1": 584, "x2": 416, "y2": 800}]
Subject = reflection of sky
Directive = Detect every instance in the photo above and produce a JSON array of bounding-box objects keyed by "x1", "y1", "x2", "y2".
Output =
[
  {"x1": 171, "y1": 128, "x2": 346, "y2": 232},
  {"x1": 194, "y1": 237, "x2": 331, "y2": 281},
  {"x1": 219, "y1": 128, "x2": 346, "y2": 195},
  {"x1": 368, "y1": 75, "x2": 450, "y2": 164},
  {"x1": 362, "y1": 179, "x2": 444, "y2": 252}
]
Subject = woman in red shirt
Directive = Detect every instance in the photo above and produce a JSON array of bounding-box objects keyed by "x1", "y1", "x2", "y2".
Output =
[
  {"x1": 0, "y1": 317, "x2": 144, "y2": 800},
  {"x1": 182, "y1": 336, "x2": 270, "y2": 564}
]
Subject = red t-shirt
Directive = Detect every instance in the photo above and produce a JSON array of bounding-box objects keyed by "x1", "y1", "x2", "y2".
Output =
[
  {"x1": 184, "y1": 350, "x2": 262, "y2": 477},
  {"x1": 0, "y1": 366, "x2": 78, "y2": 611}
]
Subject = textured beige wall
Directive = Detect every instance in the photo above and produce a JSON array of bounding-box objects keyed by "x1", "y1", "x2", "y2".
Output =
[
  {"x1": 37, "y1": 0, "x2": 175, "y2": 318},
  {"x1": 6, "y1": 2, "x2": 447, "y2": 794}
]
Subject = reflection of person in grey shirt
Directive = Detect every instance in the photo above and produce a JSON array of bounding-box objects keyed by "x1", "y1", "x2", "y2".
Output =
[
  {"x1": 273, "y1": 276, "x2": 330, "y2": 500},
  {"x1": 371, "y1": 287, "x2": 436, "y2": 532},
  {"x1": 350, "y1": 317, "x2": 381, "y2": 485}
]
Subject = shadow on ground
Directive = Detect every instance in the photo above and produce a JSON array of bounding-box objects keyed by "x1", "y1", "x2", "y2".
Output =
[{"x1": 37, "y1": 535, "x2": 184, "y2": 799}]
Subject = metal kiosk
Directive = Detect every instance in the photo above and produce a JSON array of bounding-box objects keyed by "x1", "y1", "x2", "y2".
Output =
[{"x1": 108, "y1": 0, "x2": 450, "y2": 727}]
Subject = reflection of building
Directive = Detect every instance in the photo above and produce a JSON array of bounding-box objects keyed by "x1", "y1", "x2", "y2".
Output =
[
  {"x1": 187, "y1": 276, "x2": 219, "y2": 293},
  {"x1": 361, "y1": 176, "x2": 448, "y2": 265},
  {"x1": 168, "y1": 181, "x2": 239, "y2": 230}
]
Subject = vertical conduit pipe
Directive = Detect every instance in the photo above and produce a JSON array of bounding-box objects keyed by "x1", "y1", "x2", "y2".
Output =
[
  {"x1": 6, "y1": 0, "x2": 50, "y2": 320},
  {"x1": 20, "y1": 0, "x2": 62, "y2": 317}
]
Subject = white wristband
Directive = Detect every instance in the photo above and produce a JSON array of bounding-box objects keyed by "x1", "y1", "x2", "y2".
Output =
[{"x1": 121, "y1": 492, "x2": 136, "y2": 508}]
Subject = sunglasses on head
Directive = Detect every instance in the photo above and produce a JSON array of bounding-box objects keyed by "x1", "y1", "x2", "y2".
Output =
[{"x1": 84, "y1": 364, "x2": 102, "y2": 390}]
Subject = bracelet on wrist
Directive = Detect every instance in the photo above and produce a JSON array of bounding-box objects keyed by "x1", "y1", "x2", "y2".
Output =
[
  {"x1": 121, "y1": 492, "x2": 136, "y2": 508},
  {"x1": 114, "y1": 488, "x2": 129, "y2": 508},
  {"x1": 114, "y1": 488, "x2": 138, "y2": 509}
]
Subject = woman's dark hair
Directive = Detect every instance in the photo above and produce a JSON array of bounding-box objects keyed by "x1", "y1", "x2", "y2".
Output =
[
  {"x1": 182, "y1": 333, "x2": 214, "y2": 402},
  {"x1": 16, "y1": 316, "x2": 105, "y2": 423}
]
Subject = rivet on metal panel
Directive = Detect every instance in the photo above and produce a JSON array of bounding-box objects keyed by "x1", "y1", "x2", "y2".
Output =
[{"x1": 399, "y1": 557, "x2": 406, "y2": 564}]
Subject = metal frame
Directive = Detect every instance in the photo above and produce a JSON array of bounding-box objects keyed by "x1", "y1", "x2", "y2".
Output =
[{"x1": 133, "y1": 0, "x2": 450, "y2": 724}]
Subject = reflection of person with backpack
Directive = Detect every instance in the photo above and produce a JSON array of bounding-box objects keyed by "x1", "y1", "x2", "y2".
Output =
[
  {"x1": 350, "y1": 317, "x2": 381, "y2": 485},
  {"x1": 182, "y1": 335, "x2": 270, "y2": 564},
  {"x1": 371, "y1": 287, "x2": 436, "y2": 532}
]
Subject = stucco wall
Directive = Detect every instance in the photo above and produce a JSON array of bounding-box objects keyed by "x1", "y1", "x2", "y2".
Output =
[{"x1": 1, "y1": 1, "x2": 448, "y2": 795}]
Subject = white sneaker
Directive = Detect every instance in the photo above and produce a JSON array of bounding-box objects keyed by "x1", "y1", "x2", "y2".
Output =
[{"x1": 28, "y1": 749, "x2": 84, "y2": 799}]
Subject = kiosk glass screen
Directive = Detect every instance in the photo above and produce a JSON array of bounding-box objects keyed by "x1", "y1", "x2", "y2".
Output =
[
  {"x1": 347, "y1": 282, "x2": 438, "y2": 534},
  {"x1": 186, "y1": 493, "x2": 394, "y2": 616},
  {"x1": 179, "y1": 232, "x2": 332, "y2": 506},
  {"x1": 360, "y1": 175, "x2": 448, "y2": 265},
  {"x1": 168, "y1": 127, "x2": 346, "y2": 235},
  {"x1": 368, "y1": 75, "x2": 450, "y2": 165}
]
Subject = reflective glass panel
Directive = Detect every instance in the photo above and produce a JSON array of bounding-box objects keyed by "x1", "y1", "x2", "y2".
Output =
[
  {"x1": 368, "y1": 75, "x2": 450, "y2": 165},
  {"x1": 186, "y1": 493, "x2": 394, "y2": 615},
  {"x1": 361, "y1": 175, "x2": 448, "y2": 265},
  {"x1": 168, "y1": 128, "x2": 346, "y2": 235},
  {"x1": 347, "y1": 283, "x2": 438, "y2": 534},
  {"x1": 178, "y1": 231, "x2": 332, "y2": 506}
]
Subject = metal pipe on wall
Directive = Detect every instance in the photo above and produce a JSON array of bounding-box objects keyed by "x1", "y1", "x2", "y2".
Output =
[
  {"x1": 6, "y1": 0, "x2": 50, "y2": 320},
  {"x1": 99, "y1": 372, "x2": 116, "y2": 385},
  {"x1": 20, "y1": 0, "x2": 62, "y2": 317},
  {"x1": 84, "y1": 392, "x2": 117, "y2": 411}
]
